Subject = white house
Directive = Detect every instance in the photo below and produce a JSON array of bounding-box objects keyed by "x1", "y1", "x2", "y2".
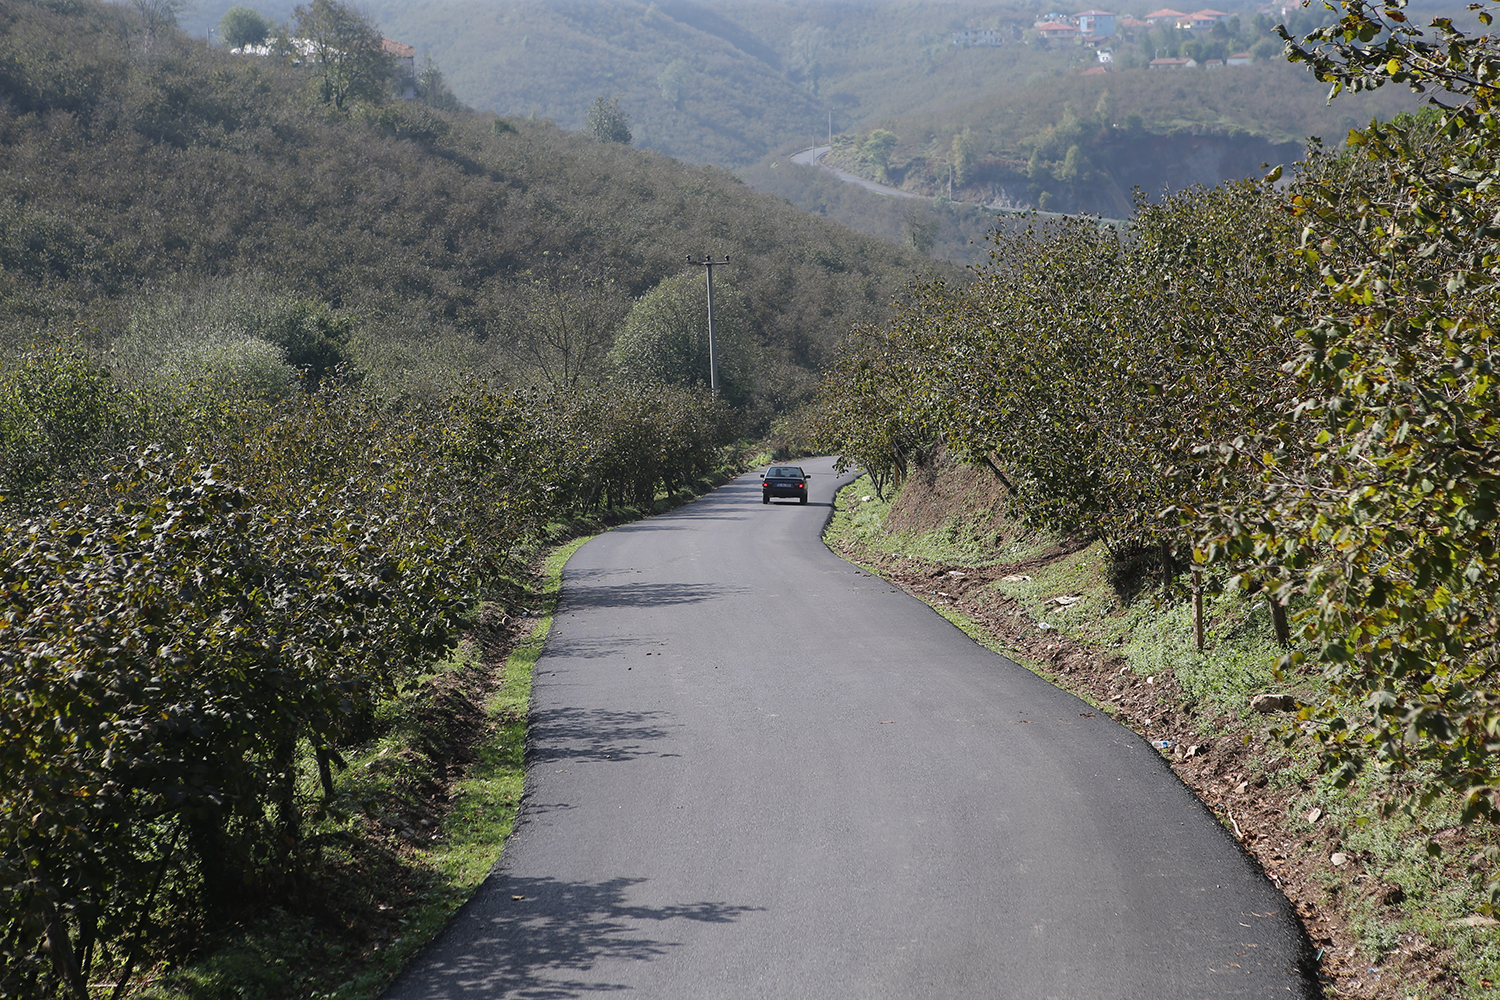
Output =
[
  {"x1": 953, "y1": 28, "x2": 1004, "y2": 47},
  {"x1": 383, "y1": 39, "x2": 416, "y2": 99}
]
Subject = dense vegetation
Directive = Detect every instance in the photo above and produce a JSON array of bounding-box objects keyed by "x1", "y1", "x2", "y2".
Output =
[
  {"x1": 0, "y1": 341, "x2": 737, "y2": 998},
  {"x1": 0, "y1": 0, "x2": 946, "y2": 993},
  {"x1": 820, "y1": 0, "x2": 1500, "y2": 877}
]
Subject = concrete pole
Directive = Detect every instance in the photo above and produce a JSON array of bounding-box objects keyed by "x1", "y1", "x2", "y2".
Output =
[{"x1": 688, "y1": 255, "x2": 729, "y2": 395}]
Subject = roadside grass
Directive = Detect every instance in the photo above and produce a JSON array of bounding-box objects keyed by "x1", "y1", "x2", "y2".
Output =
[
  {"x1": 825, "y1": 471, "x2": 1500, "y2": 999},
  {"x1": 831, "y1": 479, "x2": 1055, "y2": 568}
]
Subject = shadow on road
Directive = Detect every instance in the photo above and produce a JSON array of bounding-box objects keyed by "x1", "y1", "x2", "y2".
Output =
[
  {"x1": 387, "y1": 875, "x2": 764, "y2": 999},
  {"x1": 536, "y1": 634, "x2": 664, "y2": 660},
  {"x1": 606, "y1": 516, "x2": 750, "y2": 529},
  {"x1": 559, "y1": 582, "x2": 745, "y2": 610},
  {"x1": 528, "y1": 706, "x2": 677, "y2": 764}
]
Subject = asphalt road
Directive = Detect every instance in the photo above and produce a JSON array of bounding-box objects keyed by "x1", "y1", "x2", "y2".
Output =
[
  {"x1": 789, "y1": 145, "x2": 927, "y2": 200},
  {"x1": 383, "y1": 457, "x2": 1318, "y2": 1000}
]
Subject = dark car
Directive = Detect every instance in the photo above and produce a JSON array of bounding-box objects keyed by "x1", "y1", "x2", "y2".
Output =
[{"x1": 762, "y1": 466, "x2": 809, "y2": 504}]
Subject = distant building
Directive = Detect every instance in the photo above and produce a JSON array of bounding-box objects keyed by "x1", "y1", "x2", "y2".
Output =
[
  {"x1": 1081, "y1": 65, "x2": 1110, "y2": 75},
  {"x1": 1119, "y1": 15, "x2": 1151, "y2": 35},
  {"x1": 1035, "y1": 20, "x2": 1080, "y2": 40},
  {"x1": 1076, "y1": 10, "x2": 1118, "y2": 36},
  {"x1": 1143, "y1": 8, "x2": 1188, "y2": 23},
  {"x1": 1227, "y1": 50, "x2": 1254, "y2": 65},
  {"x1": 383, "y1": 38, "x2": 416, "y2": 99},
  {"x1": 1203, "y1": 57, "x2": 1224, "y2": 68},
  {"x1": 1181, "y1": 8, "x2": 1231, "y2": 28},
  {"x1": 1149, "y1": 56, "x2": 1198, "y2": 69},
  {"x1": 953, "y1": 28, "x2": 1004, "y2": 46}
]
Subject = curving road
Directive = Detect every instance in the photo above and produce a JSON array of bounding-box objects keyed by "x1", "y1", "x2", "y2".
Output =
[
  {"x1": 790, "y1": 145, "x2": 927, "y2": 200},
  {"x1": 383, "y1": 457, "x2": 1318, "y2": 1000}
]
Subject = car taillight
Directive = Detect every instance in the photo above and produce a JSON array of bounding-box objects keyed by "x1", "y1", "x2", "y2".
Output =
[{"x1": 797, "y1": 483, "x2": 804, "y2": 488}]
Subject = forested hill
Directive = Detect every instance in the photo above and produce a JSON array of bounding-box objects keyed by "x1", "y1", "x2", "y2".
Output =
[
  {"x1": 359, "y1": 0, "x2": 831, "y2": 169},
  {"x1": 0, "y1": 0, "x2": 941, "y2": 397}
]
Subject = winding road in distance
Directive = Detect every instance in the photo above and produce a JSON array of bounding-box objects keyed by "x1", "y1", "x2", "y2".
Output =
[
  {"x1": 790, "y1": 145, "x2": 927, "y2": 199},
  {"x1": 383, "y1": 457, "x2": 1318, "y2": 1000}
]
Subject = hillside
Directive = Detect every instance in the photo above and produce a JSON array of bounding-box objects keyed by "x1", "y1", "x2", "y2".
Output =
[
  {"x1": 0, "y1": 0, "x2": 947, "y2": 407},
  {"x1": 166, "y1": 0, "x2": 1449, "y2": 250},
  {"x1": 818, "y1": 57, "x2": 1419, "y2": 215},
  {"x1": 181, "y1": 0, "x2": 1412, "y2": 175}
]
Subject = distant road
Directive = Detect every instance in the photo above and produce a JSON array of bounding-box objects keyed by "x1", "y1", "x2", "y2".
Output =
[
  {"x1": 790, "y1": 146, "x2": 1124, "y2": 226},
  {"x1": 383, "y1": 458, "x2": 1316, "y2": 1000},
  {"x1": 791, "y1": 145, "x2": 927, "y2": 200}
]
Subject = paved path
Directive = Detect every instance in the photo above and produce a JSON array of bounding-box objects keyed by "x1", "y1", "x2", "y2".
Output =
[
  {"x1": 383, "y1": 457, "x2": 1317, "y2": 999},
  {"x1": 790, "y1": 145, "x2": 927, "y2": 200}
]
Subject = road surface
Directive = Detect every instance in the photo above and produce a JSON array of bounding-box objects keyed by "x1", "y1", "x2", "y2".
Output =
[
  {"x1": 383, "y1": 457, "x2": 1318, "y2": 1000},
  {"x1": 790, "y1": 145, "x2": 927, "y2": 200}
]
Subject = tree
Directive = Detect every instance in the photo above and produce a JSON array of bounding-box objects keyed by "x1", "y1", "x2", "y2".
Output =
[
  {"x1": 129, "y1": 0, "x2": 189, "y2": 47},
  {"x1": 950, "y1": 127, "x2": 975, "y2": 186},
  {"x1": 609, "y1": 272, "x2": 753, "y2": 405},
  {"x1": 1093, "y1": 88, "x2": 1113, "y2": 126},
  {"x1": 584, "y1": 95, "x2": 632, "y2": 144},
  {"x1": 494, "y1": 256, "x2": 629, "y2": 390},
  {"x1": 417, "y1": 53, "x2": 460, "y2": 109},
  {"x1": 218, "y1": 5, "x2": 270, "y2": 49},
  {"x1": 902, "y1": 205, "x2": 938, "y2": 256},
  {"x1": 293, "y1": 0, "x2": 391, "y2": 110},
  {"x1": 789, "y1": 25, "x2": 830, "y2": 93},
  {"x1": 1193, "y1": 0, "x2": 1500, "y2": 843},
  {"x1": 657, "y1": 58, "x2": 689, "y2": 109},
  {"x1": 862, "y1": 128, "x2": 898, "y2": 181}
]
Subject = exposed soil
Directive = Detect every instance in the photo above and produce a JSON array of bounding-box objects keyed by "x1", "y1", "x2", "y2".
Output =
[{"x1": 828, "y1": 464, "x2": 1476, "y2": 1000}]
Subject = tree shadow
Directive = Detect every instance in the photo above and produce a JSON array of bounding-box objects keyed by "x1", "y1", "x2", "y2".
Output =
[
  {"x1": 536, "y1": 634, "x2": 661, "y2": 659},
  {"x1": 558, "y1": 582, "x2": 745, "y2": 611},
  {"x1": 383, "y1": 874, "x2": 764, "y2": 999},
  {"x1": 526, "y1": 707, "x2": 676, "y2": 764},
  {"x1": 601, "y1": 515, "x2": 751, "y2": 529}
]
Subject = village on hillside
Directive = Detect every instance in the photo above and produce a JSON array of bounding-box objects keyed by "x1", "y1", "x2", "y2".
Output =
[{"x1": 954, "y1": 5, "x2": 1293, "y2": 73}]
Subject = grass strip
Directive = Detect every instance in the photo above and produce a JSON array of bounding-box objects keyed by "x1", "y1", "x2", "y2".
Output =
[{"x1": 340, "y1": 537, "x2": 589, "y2": 999}]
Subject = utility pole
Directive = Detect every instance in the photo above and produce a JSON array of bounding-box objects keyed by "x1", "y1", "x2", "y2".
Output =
[{"x1": 687, "y1": 255, "x2": 729, "y2": 394}]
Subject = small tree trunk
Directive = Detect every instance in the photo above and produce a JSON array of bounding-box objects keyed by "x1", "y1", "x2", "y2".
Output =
[
  {"x1": 1192, "y1": 568, "x2": 1204, "y2": 651},
  {"x1": 273, "y1": 736, "x2": 299, "y2": 842},
  {"x1": 1268, "y1": 596, "x2": 1291, "y2": 649},
  {"x1": 41, "y1": 898, "x2": 87, "y2": 1000}
]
